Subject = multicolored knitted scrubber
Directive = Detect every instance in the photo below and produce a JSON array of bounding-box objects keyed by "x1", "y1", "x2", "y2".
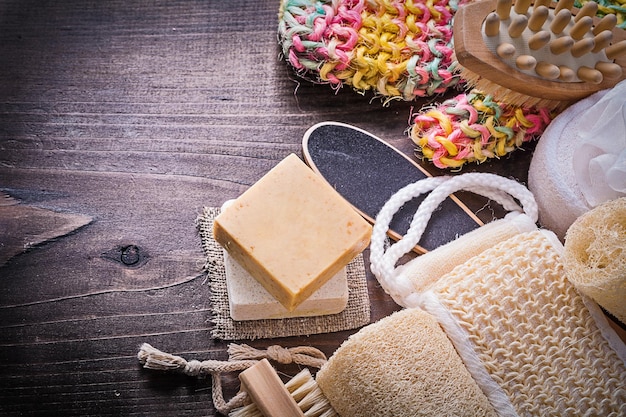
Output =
[
  {"x1": 278, "y1": 0, "x2": 467, "y2": 101},
  {"x1": 410, "y1": 90, "x2": 553, "y2": 168}
]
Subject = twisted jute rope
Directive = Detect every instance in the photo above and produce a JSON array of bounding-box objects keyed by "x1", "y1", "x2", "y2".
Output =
[
  {"x1": 369, "y1": 172, "x2": 538, "y2": 307},
  {"x1": 137, "y1": 343, "x2": 327, "y2": 415},
  {"x1": 227, "y1": 343, "x2": 327, "y2": 368}
]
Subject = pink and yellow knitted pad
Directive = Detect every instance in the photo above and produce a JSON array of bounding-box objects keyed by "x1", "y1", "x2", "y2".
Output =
[
  {"x1": 278, "y1": 0, "x2": 465, "y2": 101},
  {"x1": 410, "y1": 91, "x2": 552, "y2": 168},
  {"x1": 278, "y1": 0, "x2": 625, "y2": 169}
]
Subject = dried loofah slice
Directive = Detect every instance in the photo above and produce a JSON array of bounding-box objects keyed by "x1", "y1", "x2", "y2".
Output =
[
  {"x1": 564, "y1": 197, "x2": 626, "y2": 324},
  {"x1": 316, "y1": 308, "x2": 498, "y2": 417}
]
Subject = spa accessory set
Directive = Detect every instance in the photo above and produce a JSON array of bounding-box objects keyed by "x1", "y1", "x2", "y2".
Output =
[
  {"x1": 138, "y1": 0, "x2": 626, "y2": 415},
  {"x1": 138, "y1": 162, "x2": 626, "y2": 415},
  {"x1": 279, "y1": 0, "x2": 625, "y2": 168}
]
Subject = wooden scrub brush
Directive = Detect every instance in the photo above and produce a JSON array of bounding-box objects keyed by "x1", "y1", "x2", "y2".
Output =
[
  {"x1": 454, "y1": 0, "x2": 626, "y2": 110},
  {"x1": 137, "y1": 342, "x2": 338, "y2": 417},
  {"x1": 229, "y1": 359, "x2": 337, "y2": 417}
]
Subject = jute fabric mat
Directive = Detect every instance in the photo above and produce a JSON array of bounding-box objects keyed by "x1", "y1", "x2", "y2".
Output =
[{"x1": 197, "y1": 206, "x2": 371, "y2": 340}]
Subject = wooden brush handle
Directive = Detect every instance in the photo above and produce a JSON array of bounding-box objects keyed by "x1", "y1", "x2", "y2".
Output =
[
  {"x1": 453, "y1": 0, "x2": 626, "y2": 103},
  {"x1": 239, "y1": 359, "x2": 305, "y2": 417}
]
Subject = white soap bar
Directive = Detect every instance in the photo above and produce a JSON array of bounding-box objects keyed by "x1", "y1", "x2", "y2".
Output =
[{"x1": 224, "y1": 249, "x2": 349, "y2": 321}]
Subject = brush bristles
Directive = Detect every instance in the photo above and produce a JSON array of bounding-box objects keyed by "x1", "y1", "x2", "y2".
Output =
[
  {"x1": 460, "y1": 68, "x2": 571, "y2": 109},
  {"x1": 229, "y1": 368, "x2": 339, "y2": 417},
  {"x1": 229, "y1": 404, "x2": 263, "y2": 417}
]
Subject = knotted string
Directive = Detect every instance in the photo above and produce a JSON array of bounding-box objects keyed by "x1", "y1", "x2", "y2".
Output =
[
  {"x1": 138, "y1": 343, "x2": 327, "y2": 415},
  {"x1": 227, "y1": 343, "x2": 327, "y2": 369}
]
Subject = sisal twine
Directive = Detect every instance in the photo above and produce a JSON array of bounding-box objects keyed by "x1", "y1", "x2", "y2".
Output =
[
  {"x1": 196, "y1": 207, "x2": 371, "y2": 340},
  {"x1": 227, "y1": 343, "x2": 327, "y2": 369},
  {"x1": 138, "y1": 342, "x2": 327, "y2": 415},
  {"x1": 138, "y1": 343, "x2": 253, "y2": 414}
]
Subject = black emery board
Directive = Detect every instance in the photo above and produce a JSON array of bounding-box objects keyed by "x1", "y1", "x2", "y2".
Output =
[{"x1": 302, "y1": 122, "x2": 483, "y2": 253}]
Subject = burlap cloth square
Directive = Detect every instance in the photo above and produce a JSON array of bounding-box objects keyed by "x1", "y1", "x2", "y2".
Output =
[{"x1": 197, "y1": 207, "x2": 371, "y2": 340}]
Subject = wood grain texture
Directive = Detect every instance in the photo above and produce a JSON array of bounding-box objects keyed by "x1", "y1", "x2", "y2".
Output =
[
  {"x1": 0, "y1": 1, "x2": 613, "y2": 416},
  {"x1": 0, "y1": 2, "x2": 409, "y2": 415},
  {"x1": 0, "y1": 193, "x2": 93, "y2": 266}
]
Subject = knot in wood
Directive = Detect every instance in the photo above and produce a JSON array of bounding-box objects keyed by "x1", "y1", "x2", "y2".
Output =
[
  {"x1": 120, "y1": 245, "x2": 140, "y2": 266},
  {"x1": 101, "y1": 244, "x2": 148, "y2": 268},
  {"x1": 266, "y1": 345, "x2": 294, "y2": 364}
]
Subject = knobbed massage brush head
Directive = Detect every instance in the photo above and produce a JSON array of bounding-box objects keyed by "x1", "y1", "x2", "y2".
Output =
[{"x1": 454, "y1": 0, "x2": 626, "y2": 110}]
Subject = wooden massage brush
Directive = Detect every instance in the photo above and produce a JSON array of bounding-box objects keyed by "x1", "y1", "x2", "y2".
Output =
[{"x1": 454, "y1": 0, "x2": 626, "y2": 110}]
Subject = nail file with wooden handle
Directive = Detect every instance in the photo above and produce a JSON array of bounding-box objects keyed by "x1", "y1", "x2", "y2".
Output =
[{"x1": 302, "y1": 122, "x2": 483, "y2": 253}]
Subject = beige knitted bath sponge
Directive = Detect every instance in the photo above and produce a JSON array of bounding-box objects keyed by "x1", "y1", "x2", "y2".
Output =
[
  {"x1": 315, "y1": 308, "x2": 497, "y2": 417},
  {"x1": 426, "y1": 230, "x2": 626, "y2": 416},
  {"x1": 564, "y1": 197, "x2": 626, "y2": 324}
]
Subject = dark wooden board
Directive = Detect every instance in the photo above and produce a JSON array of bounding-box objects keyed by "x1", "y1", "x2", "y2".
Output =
[
  {"x1": 0, "y1": 2, "x2": 415, "y2": 415},
  {"x1": 1, "y1": 1, "x2": 622, "y2": 416}
]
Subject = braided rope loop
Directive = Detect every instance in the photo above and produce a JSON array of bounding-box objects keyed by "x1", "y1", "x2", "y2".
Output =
[{"x1": 370, "y1": 173, "x2": 538, "y2": 306}]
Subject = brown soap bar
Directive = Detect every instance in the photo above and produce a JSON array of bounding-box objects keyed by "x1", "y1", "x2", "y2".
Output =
[{"x1": 214, "y1": 154, "x2": 371, "y2": 311}]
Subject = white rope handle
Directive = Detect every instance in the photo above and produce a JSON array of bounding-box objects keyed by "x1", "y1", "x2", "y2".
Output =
[{"x1": 370, "y1": 173, "x2": 538, "y2": 302}]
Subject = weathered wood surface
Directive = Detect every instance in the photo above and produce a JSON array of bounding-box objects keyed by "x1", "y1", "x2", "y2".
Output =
[{"x1": 0, "y1": 1, "x2": 623, "y2": 416}]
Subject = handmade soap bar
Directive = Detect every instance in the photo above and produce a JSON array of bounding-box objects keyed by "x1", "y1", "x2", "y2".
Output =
[
  {"x1": 213, "y1": 153, "x2": 371, "y2": 311},
  {"x1": 224, "y1": 248, "x2": 348, "y2": 321}
]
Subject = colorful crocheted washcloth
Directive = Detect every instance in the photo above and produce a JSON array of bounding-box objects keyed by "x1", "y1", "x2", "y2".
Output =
[
  {"x1": 278, "y1": 0, "x2": 466, "y2": 101},
  {"x1": 410, "y1": 91, "x2": 553, "y2": 169},
  {"x1": 369, "y1": 173, "x2": 626, "y2": 416}
]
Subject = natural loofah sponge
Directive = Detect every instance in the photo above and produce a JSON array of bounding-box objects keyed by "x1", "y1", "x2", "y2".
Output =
[
  {"x1": 564, "y1": 197, "x2": 626, "y2": 324},
  {"x1": 316, "y1": 308, "x2": 497, "y2": 417}
]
